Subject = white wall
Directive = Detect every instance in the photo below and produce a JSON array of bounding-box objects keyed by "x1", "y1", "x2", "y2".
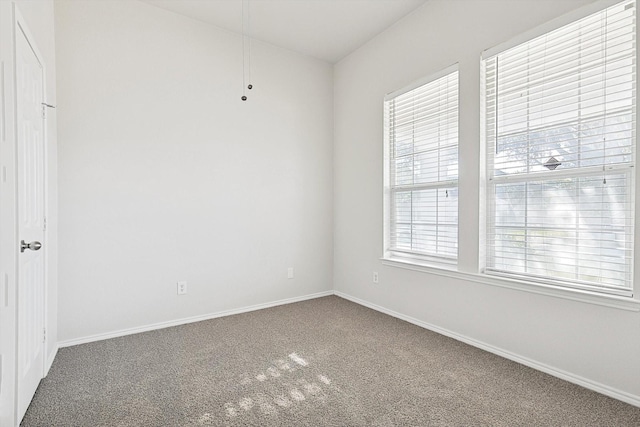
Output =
[
  {"x1": 55, "y1": 0, "x2": 333, "y2": 342},
  {"x1": 334, "y1": 0, "x2": 640, "y2": 404},
  {"x1": 0, "y1": 0, "x2": 58, "y2": 425}
]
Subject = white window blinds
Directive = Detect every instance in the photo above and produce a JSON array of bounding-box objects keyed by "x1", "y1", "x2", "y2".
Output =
[
  {"x1": 483, "y1": 0, "x2": 636, "y2": 295},
  {"x1": 385, "y1": 67, "x2": 459, "y2": 265}
]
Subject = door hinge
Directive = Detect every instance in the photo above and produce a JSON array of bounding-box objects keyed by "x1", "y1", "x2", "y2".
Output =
[
  {"x1": 43, "y1": 328, "x2": 46, "y2": 343},
  {"x1": 43, "y1": 216, "x2": 47, "y2": 232}
]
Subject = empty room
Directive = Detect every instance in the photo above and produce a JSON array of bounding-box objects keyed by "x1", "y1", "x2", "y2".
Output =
[{"x1": 1, "y1": 0, "x2": 640, "y2": 425}]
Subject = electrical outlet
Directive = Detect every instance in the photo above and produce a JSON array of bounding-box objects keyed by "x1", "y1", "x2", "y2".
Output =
[
  {"x1": 372, "y1": 272, "x2": 379, "y2": 284},
  {"x1": 287, "y1": 267, "x2": 294, "y2": 279},
  {"x1": 177, "y1": 281, "x2": 187, "y2": 295}
]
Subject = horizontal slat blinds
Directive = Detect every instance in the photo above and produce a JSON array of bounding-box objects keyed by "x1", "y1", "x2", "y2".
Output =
[
  {"x1": 484, "y1": 0, "x2": 636, "y2": 295},
  {"x1": 386, "y1": 68, "x2": 459, "y2": 264}
]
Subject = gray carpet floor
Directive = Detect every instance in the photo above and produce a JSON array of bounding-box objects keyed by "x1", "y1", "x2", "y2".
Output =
[{"x1": 21, "y1": 296, "x2": 640, "y2": 426}]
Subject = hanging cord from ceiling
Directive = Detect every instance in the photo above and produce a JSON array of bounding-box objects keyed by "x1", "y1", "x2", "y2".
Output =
[
  {"x1": 241, "y1": 0, "x2": 253, "y2": 101},
  {"x1": 248, "y1": 0, "x2": 253, "y2": 91}
]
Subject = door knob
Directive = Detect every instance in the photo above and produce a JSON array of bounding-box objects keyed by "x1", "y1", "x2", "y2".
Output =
[{"x1": 20, "y1": 240, "x2": 42, "y2": 253}]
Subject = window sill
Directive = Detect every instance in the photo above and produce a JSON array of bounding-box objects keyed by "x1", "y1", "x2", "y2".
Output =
[
  {"x1": 380, "y1": 257, "x2": 640, "y2": 312},
  {"x1": 382, "y1": 255, "x2": 458, "y2": 274}
]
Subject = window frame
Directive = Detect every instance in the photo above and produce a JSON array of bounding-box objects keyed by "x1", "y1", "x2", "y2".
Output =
[
  {"x1": 383, "y1": 64, "x2": 460, "y2": 269},
  {"x1": 480, "y1": 0, "x2": 636, "y2": 297}
]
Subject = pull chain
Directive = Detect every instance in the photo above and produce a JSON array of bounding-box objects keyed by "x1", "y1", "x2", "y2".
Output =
[
  {"x1": 247, "y1": 0, "x2": 253, "y2": 91},
  {"x1": 241, "y1": 0, "x2": 253, "y2": 101},
  {"x1": 241, "y1": 0, "x2": 247, "y2": 101}
]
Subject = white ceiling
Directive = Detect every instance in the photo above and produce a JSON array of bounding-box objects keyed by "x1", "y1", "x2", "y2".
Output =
[{"x1": 140, "y1": 0, "x2": 428, "y2": 63}]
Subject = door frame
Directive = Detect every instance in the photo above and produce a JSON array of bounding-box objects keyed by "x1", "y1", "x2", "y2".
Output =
[{"x1": 13, "y1": 4, "x2": 49, "y2": 423}]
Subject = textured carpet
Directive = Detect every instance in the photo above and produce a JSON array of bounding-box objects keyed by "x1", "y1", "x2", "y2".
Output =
[{"x1": 21, "y1": 296, "x2": 640, "y2": 426}]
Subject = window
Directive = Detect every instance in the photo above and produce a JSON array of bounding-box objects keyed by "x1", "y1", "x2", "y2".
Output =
[
  {"x1": 483, "y1": 0, "x2": 636, "y2": 296},
  {"x1": 384, "y1": 66, "x2": 459, "y2": 266}
]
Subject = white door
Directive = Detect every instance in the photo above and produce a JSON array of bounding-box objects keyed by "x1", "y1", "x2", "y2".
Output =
[{"x1": 15, "y1": 21, "x2": 46, "y2": 422}]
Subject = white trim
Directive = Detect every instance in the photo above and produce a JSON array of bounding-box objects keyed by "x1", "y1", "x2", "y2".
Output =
[
  {"x1": 334, "y1": 290, "x2": 640, "y2": 408},
  {"x1": 384, "y1": 63, "x2": 458, "y2": 100},
  {"x1": 481, "y1": 0, "x2": 626, "y2": 59},
  {"x1": 58, "y1": 291, "x2": 333, "y2": 348},
  {"x1": 51, "y1": 288, "x2": 640, "y2": 408},
  {"x1": 44, "y1": 344, "x2": 57, "y2": 377},
  {"x1": 381, "y1": 258, "x2": 640, "y2": 311},
  {"x1": 383, "y1": 254, "x2": 458, "y2": 272}
]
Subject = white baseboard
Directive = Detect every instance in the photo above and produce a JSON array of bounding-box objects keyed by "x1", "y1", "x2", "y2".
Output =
[
  {"x1": 44, "y1": 344, "x2": 58, "y2": 377},
  {"x1": 54, "y1": 288, "x2": 639, "y2": 408},
  {"x1": 58, "y1": 290, "x2": 333, "y2": 348},
  {"x1": 334, "y1": 290, "x2": 640, "y2": 408}
]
